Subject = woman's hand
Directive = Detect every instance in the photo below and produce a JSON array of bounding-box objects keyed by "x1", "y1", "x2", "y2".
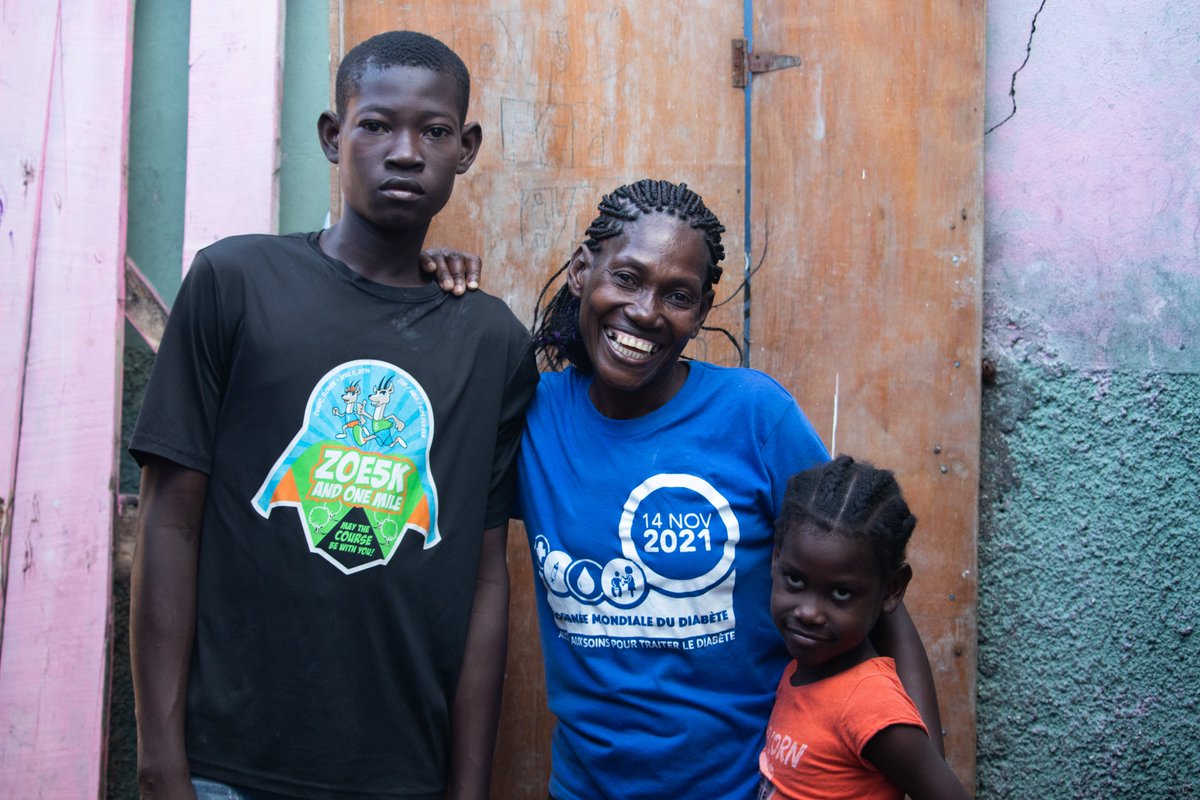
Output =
[{"x1": 421, "y1": 248, "x2": 482, "y2": 295}]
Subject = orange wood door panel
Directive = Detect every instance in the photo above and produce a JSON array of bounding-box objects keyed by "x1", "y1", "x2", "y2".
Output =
[{"x1": 747, "y1": 2, "x2": 984, "y2": 787}]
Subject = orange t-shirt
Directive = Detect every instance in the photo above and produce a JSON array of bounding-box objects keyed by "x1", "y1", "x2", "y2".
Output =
[{"x1": 757, "y1": 657, "x2": 927, "y2": 800}]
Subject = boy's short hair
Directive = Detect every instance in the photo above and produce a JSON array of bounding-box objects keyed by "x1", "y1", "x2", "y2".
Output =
[{"x1": 335, "y1": 30, "x2": 471, "y2": 121}]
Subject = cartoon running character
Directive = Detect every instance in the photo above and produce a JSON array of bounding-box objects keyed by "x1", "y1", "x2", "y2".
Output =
[
  {"x1": 331, "y1": 381, "x2": 365, "y2": 440},
  {"x1": 358, "y1": 375, "x2": 408, "y2": 449}
]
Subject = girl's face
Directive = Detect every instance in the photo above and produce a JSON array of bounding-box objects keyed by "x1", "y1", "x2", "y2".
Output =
[
  {"x1": 566, "y1": 213, "x2": 714, "y2": 419},
  {"x1": 770, "y1": 524, "x2": 907, "y2": 683}
]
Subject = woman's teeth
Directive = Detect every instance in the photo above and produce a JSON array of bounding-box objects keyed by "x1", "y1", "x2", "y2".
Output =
[{"x1": 607, "y1": 329, "x2": 658, "y2": 360}]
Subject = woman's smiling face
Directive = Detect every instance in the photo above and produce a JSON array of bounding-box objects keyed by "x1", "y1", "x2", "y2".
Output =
[{"x1": 567, "y1": 213, "x2": 714, "y2": 419}]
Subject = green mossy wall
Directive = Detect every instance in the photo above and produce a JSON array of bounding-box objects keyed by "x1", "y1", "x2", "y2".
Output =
[{"x1": 977, "y1": 357, "x2": 1199, "y2": 797}]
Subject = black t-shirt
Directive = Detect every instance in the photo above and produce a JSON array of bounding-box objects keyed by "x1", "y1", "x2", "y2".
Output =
[{"x1": 131, "y1": 232, "x2": 538, "y2": 799}]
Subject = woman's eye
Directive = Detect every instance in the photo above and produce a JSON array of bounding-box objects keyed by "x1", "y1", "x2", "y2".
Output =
[
  {"x1": 666, "y1": 291, "x2": 696, "y2": 307},
  {"x1": 611, "y1": 271, "x2": 637, "y2": 288}
]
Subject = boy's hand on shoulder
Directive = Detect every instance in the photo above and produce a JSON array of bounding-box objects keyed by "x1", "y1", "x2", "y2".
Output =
[{"x1": 421, "y1": 248, "x2": 481, "y2": 296}]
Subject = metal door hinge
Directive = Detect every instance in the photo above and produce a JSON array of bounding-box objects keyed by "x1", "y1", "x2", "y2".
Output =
[{"x1": 731, "y1": 38, "x2": 803, "y2": 88}]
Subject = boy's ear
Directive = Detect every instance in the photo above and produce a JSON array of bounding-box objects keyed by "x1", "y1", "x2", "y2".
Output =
[
  {"x1": 455, "y1": 122, "x2": 483, "y2": 175},
  {"x1": 565, "y1": 246, "x2": 592, "y2": 298},
  {"x1": 881, "y1": 563, "x2": 912, "y2": 615},
  {"x1": 318, "y1": 110, "x2": 342, "y2": 164}
]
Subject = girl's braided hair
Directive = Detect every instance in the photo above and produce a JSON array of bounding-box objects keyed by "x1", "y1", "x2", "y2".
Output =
[{"x1": 777, "y1": 455, "x2": 918, "y2": 580}]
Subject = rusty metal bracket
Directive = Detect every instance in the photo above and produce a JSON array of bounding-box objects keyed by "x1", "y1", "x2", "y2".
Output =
[{"x1": 731, "y1": 38, "x2": 803, "y2": 88}]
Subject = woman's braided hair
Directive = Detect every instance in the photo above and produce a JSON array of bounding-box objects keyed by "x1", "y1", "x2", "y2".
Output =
[{"x1": 532, "y1": 179, "x2": 726, "y2": 372}]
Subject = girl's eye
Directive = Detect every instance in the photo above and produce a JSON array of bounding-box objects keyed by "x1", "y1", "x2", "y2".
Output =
[{"x1": 831, "y1": 587, "x2": 853, "y2": 602}]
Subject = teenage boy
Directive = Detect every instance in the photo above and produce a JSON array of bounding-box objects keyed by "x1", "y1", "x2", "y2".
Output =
[{"x1": 130, "y1": 31, "x2": 536, "y2": 800}]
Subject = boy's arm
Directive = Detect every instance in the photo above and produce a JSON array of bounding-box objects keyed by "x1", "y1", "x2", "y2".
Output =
[
  {"x1": 446, "y1": 522, "x2": 510, "y2": 800},
  {"x1": 862, "y1": 724, "x2": 970, "y2": 800},
  {"x1": 130, "y1": 457, "x2": 207, "y2": 800},
  {"x1": 870, "y1": 602, "x2": 945, "y2": 755}
]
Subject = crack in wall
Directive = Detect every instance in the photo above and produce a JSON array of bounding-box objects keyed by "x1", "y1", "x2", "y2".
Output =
[{"x1": 985, "y1": 0, "x2": 1049, "y2": 135}]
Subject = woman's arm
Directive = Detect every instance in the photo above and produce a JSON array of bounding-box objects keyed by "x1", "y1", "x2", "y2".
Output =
[
  {"x1": 421, "y1": 248, "x2": 482, "y2": 295},
  {"x1": 870, "y1": 602, "x2": 944, "y2": 755}
]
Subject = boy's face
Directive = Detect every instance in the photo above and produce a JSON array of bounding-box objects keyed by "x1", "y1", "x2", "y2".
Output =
[
  {"x1": 320, "y1": 65, "x2": 480, "y2": 233},
  {"x1": 770, "y1": 525, "x2": 907, "y2": 680}
]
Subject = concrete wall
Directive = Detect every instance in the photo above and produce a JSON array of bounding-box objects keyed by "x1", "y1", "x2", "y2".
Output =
[{"x1": 978, "y1": 2, "x2": 1199, "y2": 797}]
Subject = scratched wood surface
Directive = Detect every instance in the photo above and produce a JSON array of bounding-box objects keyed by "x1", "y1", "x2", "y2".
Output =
[
  {"x1": 748, "y1": 2, "x2": 984, "y2": 788},
  {"x1": 0, "y1": 0, "x2": 133, "y2": 796},
  {"x1": 182, "y1": 0, "x2": 284, "y2": 274},
  {"x1": 0, "y1": 0, "x2": 58, "y2": 645},
  {"x1": 339, "y1": 3, "x2": 745, "y2": 796}
]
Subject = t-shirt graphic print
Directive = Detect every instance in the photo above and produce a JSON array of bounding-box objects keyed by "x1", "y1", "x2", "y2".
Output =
[
  {"x1": 537, "y1": 473, "x2": 739, "y2": 649},
  {"x1": 252, "y1": 359, "x2": 440, "y2": 574}
]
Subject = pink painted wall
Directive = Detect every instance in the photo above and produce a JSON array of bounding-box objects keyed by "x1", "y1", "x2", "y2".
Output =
[{"x1": 984, "y1": 0, "x2": 1199, "y2": 372}]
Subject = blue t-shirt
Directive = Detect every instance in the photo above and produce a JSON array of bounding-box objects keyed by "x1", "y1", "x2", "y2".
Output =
[{"x1": 515, "y1": 361, "x2": 829, "y2": 800}]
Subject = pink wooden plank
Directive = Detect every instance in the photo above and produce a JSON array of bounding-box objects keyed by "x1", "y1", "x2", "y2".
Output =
[
  {"x1": 0, "y1": 0, "x2": 60, "y2": 633},
  {"x1": 182, "y1": 0, "x2": 284, "y2": 274},
  {"x1": 0, "y1": 0, "x2": 134, "y2": 795}
]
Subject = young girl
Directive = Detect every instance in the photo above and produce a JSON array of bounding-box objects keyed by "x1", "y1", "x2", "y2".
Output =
[{"x1": 759, "y1": 455, "x2": 969, "y2": 800}]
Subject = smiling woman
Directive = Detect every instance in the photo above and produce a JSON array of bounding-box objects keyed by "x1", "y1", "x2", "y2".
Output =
[
  {"x1": 513, "y1": 180, "x2": 840, "y2": 798},
  {"x1": 418, "y1": 178, "x2": 943, "y2": 796}
]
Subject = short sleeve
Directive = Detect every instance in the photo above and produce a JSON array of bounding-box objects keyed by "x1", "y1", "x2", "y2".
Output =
[
  {"x1": 129, "y1": 251, "x2": 235, "y2": 474},
  {"x1": 838, "y1": 666, "x2": 928, "y2": 762},
  {"x1": 482, "y1": 337, "x2": 539, "y2": 528},
  {"x1": 760, "y1": 399, "x2": 831, "y2": 518}
]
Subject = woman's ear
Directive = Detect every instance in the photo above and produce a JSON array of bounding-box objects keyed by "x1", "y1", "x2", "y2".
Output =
[
  {"x1": 566, "y1": 246, "x2": 592, "y2": 298},
  {"x1": 317, "y1": 110, "x2": 342, "y2": 164},
  {"x1": 690, "y1": 288, "x2": 716, "y2": 339},
  {"x1": 881, "y1": 563, "x2": 912, "y2": 615}
]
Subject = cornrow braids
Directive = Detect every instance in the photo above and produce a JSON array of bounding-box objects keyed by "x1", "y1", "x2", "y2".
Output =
[
  {"x1": 336, "y1": 31, "x2": 471, "y2": 120},
  {"x1": 532, "y1": 179, "x2": 727, "y2": 372},
  {"x1": 777, "y1": 455, "x2": 917, "y2": 579}
]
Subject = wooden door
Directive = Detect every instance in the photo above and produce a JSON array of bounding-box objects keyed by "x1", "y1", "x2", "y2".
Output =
[
  {"x1": 337, "y1": 2, "x2": 982, "y2": 796},
  {"x1": 747, "y1": 3, "x2": 984, "y2": 786}
]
